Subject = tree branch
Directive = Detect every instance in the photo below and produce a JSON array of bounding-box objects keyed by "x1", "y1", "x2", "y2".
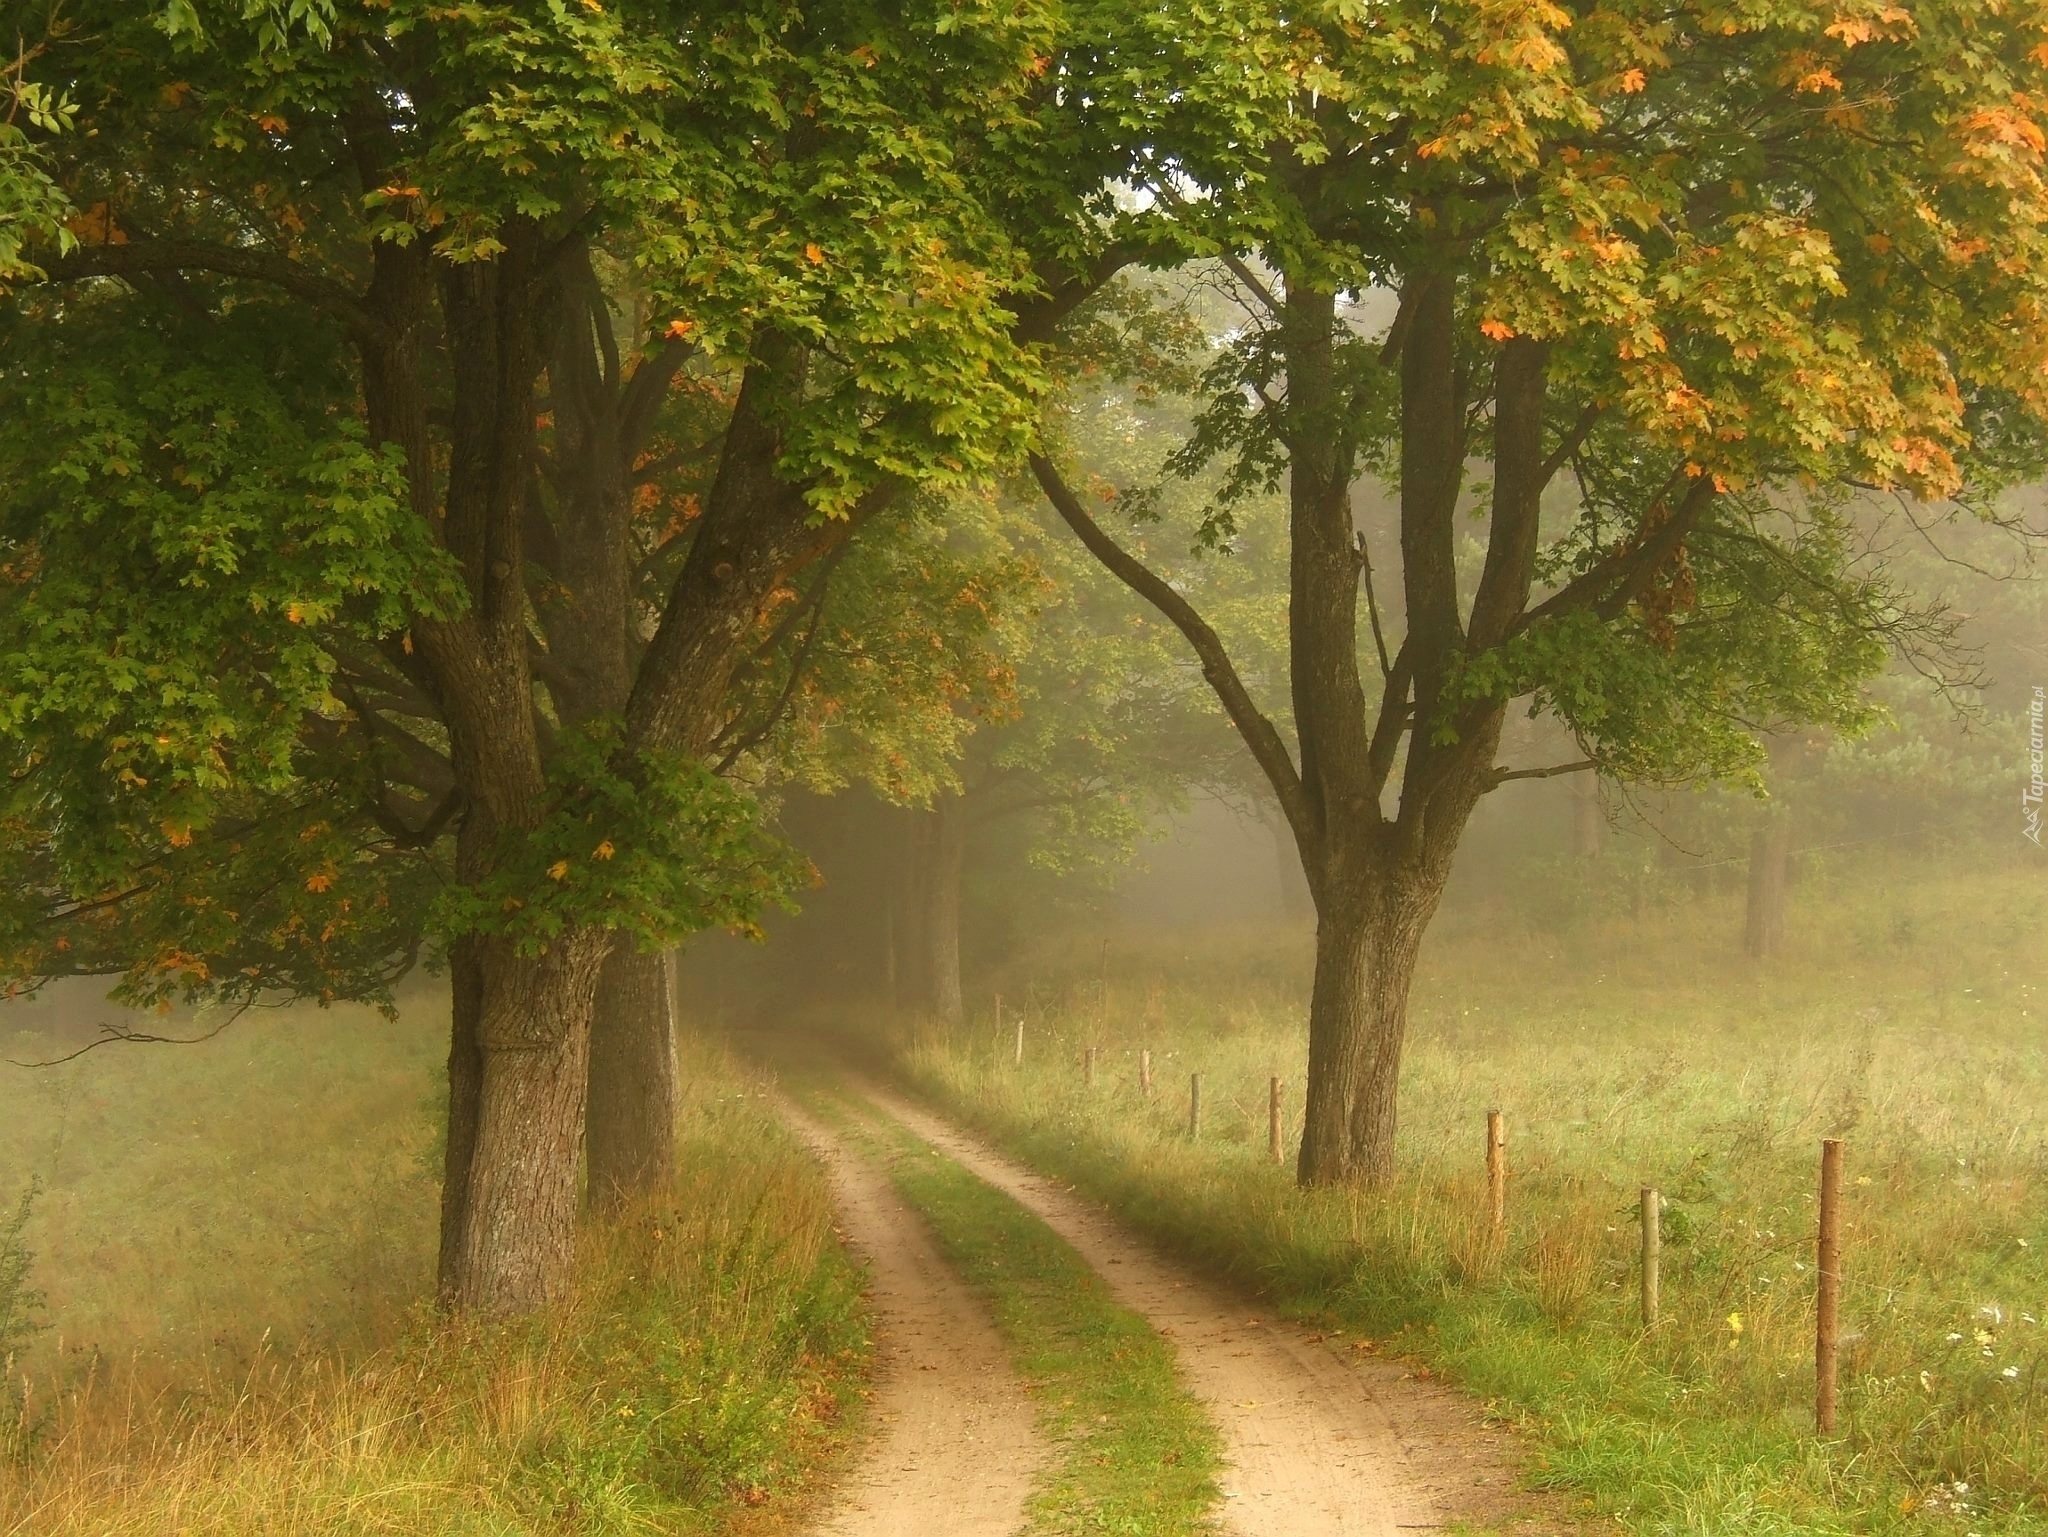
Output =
[
  {"x1": 45, "y1": 239, "x2": 390, "y2": 345},
  {"x1": 1486, "y1": 757, "x2": 1596, "y2": 789},
  {"x1": 1030, "y1": 452, "x2": 1314, "y2": 847}
]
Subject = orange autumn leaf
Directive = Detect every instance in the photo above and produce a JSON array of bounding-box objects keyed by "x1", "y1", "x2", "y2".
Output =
[
  {"x1": 547, "y1": 859, "x2": 571, "y2": 880},
  {"x1": 665, "y1": 318, "x2": 696, "y2": 340},
  {"x1": 305, "y1": 871, "x2": 335, "y2": 893},
  {"x1": 804, "y1": 242, "x2": 826, "y2": 265},
  {"x1": 593, "y1": 840, "x2": 616, "y2": 860},
  {"x1": 1618, "y1": 67, "x2": 1647, "y2": 92},
  {"x1": 1479, "y1": 318, "x2": 1516, "y2": 340}
]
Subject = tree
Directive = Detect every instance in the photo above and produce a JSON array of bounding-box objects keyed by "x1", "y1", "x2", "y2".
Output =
[
  {"x1": 0, "y1": 0, "x2": 1135, "y2": 1310},
  {"x1": 1035, "y1": 0, "x2": 2048, "y2": 1184}
]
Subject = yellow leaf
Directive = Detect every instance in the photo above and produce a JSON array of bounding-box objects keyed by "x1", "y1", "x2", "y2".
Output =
[
  {"x1": 548, "y1": 859, "x2": 571, "y2": 880},
  {"x1": 593, "y1": 840, "x2": 616, "y2": 860},
  {"x1": 1618, "y1": 67, "x2": 1647, "y2": 92},
  {"x1": 804, "y1": 242, "x2": 826, "y2": 265},
  {"x1": 306, "y1": 871, "x2": 334, "y2": 893}
]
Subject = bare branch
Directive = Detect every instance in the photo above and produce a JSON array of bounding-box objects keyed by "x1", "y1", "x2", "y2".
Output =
[
  {"x1": 1486, "y1": 757, "x2": 1597, "y2": 789},
  {"x1": 6, "y1": 999, "x2": 253, "y2": 1069}
]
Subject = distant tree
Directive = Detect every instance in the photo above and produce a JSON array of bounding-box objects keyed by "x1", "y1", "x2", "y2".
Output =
[{"x1": 1036, "y1": 0, "x2": 2048, "y2": 1184}]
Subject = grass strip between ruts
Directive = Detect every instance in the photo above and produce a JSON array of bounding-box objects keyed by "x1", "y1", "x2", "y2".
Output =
[{"x1": 811, "y1": 1088, "x2": 1224, "y2": 1537}]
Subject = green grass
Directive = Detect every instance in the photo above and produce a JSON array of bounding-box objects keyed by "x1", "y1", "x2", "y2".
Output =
[
  {"x1": 813, "y1": 1088, "x2": 1222, "y2": 1536},
  {"x1": 897, "y1": 858, "x2": 2048, "y2": 1537},
  {"x1": 0, "y1": 988, "x2": 872, "y2": 1535}
]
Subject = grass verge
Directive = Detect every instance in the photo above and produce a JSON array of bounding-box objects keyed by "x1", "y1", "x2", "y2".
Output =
[
  {"x1": 811, "y1": 1087, "x2": 1221, "y2": 1536},
  {"x1": 894, "y1": 862, "x2": 2048, "y2": 1537},
  {"x1": 1, "y1": 1040, "x2": 870, "y2": 1536}
]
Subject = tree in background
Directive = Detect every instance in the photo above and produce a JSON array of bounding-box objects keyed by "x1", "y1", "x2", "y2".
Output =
[{"x1": 1036, "y1": 0, "x2": 2048, "y2": 1184}]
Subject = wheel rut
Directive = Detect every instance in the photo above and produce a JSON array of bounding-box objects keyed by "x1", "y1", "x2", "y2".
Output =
[
  {"x1": 841, "y1": 1075, "x2": 1487, "y2": 1537},
  {"x1": 784, "y1": 1066, "x2": 1567, "y2": 1537},
  {"x1": 777, "y1": 1096, "x2": 1046, "y2": 1537}
]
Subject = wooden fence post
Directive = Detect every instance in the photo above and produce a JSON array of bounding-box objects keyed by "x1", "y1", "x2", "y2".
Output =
[
  {"x1": 1268, "y1": 1076, "x2": 1284, "y2": 1164},
  {"x1": 1139, "y1": 1048, "x2": 1153, "y2": 1097},
  {"x1": 1486, "y1": 1109, "x2": 1507, "y2": 1234},
  {"x1": 1640, "y1": 1187, "x2": 1661, "y2": 1328},
  {"x1": 1084, "y1": 1046, "x2": 1097, "y2": 1087},
  {"x1": 1188, "y1": 1073, "x2": 1202, "y2": 1140},
  {"x1": 1817, "y1": 1138, "x2": 1845, "y2": 1435}
]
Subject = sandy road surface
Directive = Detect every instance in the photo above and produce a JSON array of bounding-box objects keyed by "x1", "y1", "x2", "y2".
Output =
[
  {"x1": 778, "y1": 1097, "x2": 1045, "y2": 1537},
  {"x1": 843, "y1": 1076, "x2": 1532, "y2": 1537}
]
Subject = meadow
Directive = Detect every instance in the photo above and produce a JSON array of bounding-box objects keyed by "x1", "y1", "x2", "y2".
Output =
[
  {"x1": 0, "y1": 987, "x2": 868, "y2": 1536},
  {"x1": 903, "y1": 856, "x2": 2048, "y2": 1536}
]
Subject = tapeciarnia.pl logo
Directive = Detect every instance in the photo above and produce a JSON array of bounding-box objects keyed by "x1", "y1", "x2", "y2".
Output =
[{"x1": 2026, "y1": 686, "x2": 2045, "y2": 847}]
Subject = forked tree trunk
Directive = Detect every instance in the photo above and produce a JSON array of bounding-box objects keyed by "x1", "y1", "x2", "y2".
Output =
[
  {"x1": 1298, "y1": 872, "x2": 1437, "y2": 1187},
  {"x1": 585, "y1": 944, "x2": 679, "y2": 1204},
  {"x1": 442, "y1": 932, "x2": 610, "y2": 1314},
  {"x1": 1744, "y1": 813, "x2": 1792, "y2": 958}
]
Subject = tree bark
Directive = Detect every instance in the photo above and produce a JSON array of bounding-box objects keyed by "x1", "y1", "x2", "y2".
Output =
[
  {"x1": 436, "y1": 936, "x2": 486, "y2": 1298},
  {"x1": 585, "y1": 945, "x2": 679, "y2": 1204},
  {"x1": 1298, "y1": 869, "x2": 1439, "y2": 1185},
  {"x1": 1745, "y1": 813, "x2": 1791, "y2": 958},
  {"x1": 442, "y1": 932, "x2": 610, "y2": 1314}
]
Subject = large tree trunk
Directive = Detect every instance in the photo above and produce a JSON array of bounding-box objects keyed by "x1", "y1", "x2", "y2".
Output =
[
  {"x1": 1298, "y1": 872, "x2": 1436, "y2": 1186},
  {"x1": 585, "y1": 945, "x2": 679, "y2": 1204},
  {"x1": 441, "y1": 933, "x2": 609, "y2": 1314},
  {"x1": 1744, "y1": 813, "x2": 1791, "y2": 958}
]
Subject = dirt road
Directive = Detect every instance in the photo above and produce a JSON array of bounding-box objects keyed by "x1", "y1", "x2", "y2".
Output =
[
  {"x1": 777, "y1": 1097, "x2": 1047, "y2": 1537},
  {"x1": 784, "y1": 1066, "x2": 1558, "y2": 1536}
]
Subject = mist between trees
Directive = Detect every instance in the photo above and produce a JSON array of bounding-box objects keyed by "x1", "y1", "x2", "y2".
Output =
[{"x1": 0, "y1": 0, "x2": 2043, "y2": 1346}]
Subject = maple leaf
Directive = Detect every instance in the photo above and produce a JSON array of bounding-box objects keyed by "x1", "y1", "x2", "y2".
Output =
[
  {"x1": 1479, "y1": 318, "x2": 1516, "y2": 341},
  {"x1": 305, "y1": 871, "x2": 335, "y2": 893},
  {"x1": 665, "y1": 318, "x2": 696, "y2": 340},
  {"x1": 805, "y1": 242, "x2": 826, "y2": 265},
  {"x1": 1618, "y1": 68, "x2": 1647, "y2": 92},
  {"x1": 593, "y1": 840, "x2": 616, "y2": 860},
  {"x1": 548, "y1": 859, "x2": 571, "y2": 880}
]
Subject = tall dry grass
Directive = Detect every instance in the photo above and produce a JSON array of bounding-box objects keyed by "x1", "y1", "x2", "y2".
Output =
[
  {"x1": 905, "y1": 859, "x2": 2048, "y2": 1535},
  {"x1": 0, "y1": 991, "x2": 867, "y2": 1536}
]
